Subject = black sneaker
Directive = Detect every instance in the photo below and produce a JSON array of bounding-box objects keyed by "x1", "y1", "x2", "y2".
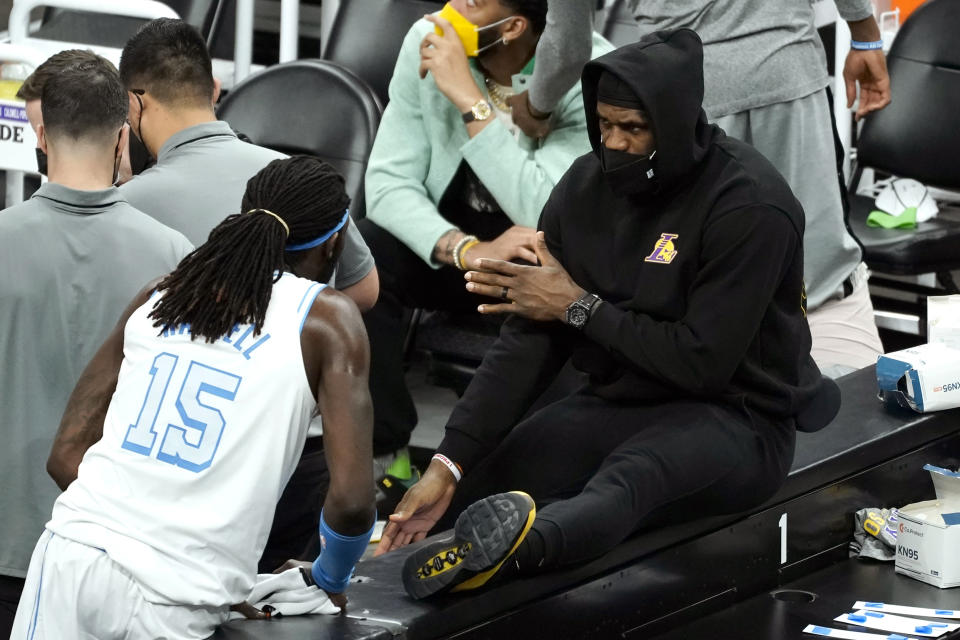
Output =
[{"x1": 401, "y1": 491, "x2": 536, "y2": 600}]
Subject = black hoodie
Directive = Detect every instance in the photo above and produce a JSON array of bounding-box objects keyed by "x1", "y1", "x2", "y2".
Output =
[{"x1": 438, "y1": 29, "x2": 822, "y2": 473}]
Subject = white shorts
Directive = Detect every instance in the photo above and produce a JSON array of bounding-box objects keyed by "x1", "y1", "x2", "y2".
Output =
[{"x1": 11, "y1": 530, "x2": 228, "y2": 640}]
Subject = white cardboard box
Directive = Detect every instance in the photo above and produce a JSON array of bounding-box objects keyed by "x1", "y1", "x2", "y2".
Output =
[
  {"x1": 895, "y1": 465, "x2": 960, "y2": 588},
  {"x1": 876, "y1": 344, "x2": 960, "y2": 413},
  {"x1": 928, "y1": 296, "x2": 960, "y2": 350}
]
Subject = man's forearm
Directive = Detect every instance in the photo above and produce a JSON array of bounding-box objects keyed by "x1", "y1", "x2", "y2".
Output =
[
  {"x1": 47, "y1": 403, "x2": 111, "y2": 489},
  {"x1": 48, "y1": 397, "x2": 111, "y2": 490},
  {"x1": 431, "y1": 228, "x2": 465, "y2": 267},
  {"x1": 315, "y1": 337, "x2": 376, "y2": 536},
  {"x1": 847, "y1": 15, "x2": 881, "y2": 42},
  {"x1": 48, "y1": 443, "x2": 89, "y2": 491},
  {"x1": 48, "y1": 364, "x2": 119, "y2": 488}
]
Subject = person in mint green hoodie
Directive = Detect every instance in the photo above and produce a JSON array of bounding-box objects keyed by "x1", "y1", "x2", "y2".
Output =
[{"x1": 359, "y1": 0, "x2": 613, "y2": 459}]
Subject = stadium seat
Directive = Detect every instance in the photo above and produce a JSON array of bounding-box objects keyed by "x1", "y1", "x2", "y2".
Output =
[
  {"x1": 322, "y1": 0, "x2": 445, "y2": 106},
  {"x1": 216, "y1": 59, "x2": 383, "y2": 220},
  {"x1": 846, "y1": 0, "x2": 960, "y2": 333},
  {"x1": 34, "y1": 1, "x2": 223, "y2": 49}
]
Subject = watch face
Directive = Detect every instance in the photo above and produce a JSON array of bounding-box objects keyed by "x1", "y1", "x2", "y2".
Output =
[
  {"x1": 473, "y1": 101, "x2": 493, "y2": 121},
  {"x1": 567, "y1": 306, "x2": 588, "y2": 328}
]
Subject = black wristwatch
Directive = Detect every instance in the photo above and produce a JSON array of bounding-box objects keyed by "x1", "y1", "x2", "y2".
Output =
[{"x1": 565, "y1": 292, "x2": 601, "y2": 329}]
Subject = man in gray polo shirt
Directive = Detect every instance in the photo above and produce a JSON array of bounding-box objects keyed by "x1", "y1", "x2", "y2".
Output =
[
  {"x1": 0, "y1": 55, "x2": 192, "y2": 635},
  {"x1": 116, "y1": 18, "x2": 383, "y2": 571},
  {"x1": 118, "y1": 18, "x2": 378, "y2": 311}
]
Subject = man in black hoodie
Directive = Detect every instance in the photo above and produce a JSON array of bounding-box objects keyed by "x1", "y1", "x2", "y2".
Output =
[{"x1": 378, "y1": 29, "x2": 824, "y2": 598}]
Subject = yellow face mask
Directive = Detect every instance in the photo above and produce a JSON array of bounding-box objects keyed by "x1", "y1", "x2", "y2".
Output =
[{"x1": 435, "y1": 3, "x2": 515, "y2": 57}]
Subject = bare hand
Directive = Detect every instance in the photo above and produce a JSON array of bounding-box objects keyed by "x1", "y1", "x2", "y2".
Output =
[
  {"x1": 843, "y1": 50, "x2": 891, "y2": 121},
  {"x1": 420, "y1": 14, "x2": 485, "y2": 111},
  {"x1": 271, "y1": 559, "x2": 349, "y2": 610},
  {"x1": 462, "y1": 226, "x2": 538, "y2": 268},
  {"x1": 508, "y1": 91, "x2": 552, "y2": 139},
  {"x1": 466, "y1": 231, "x2": 583, "y2": 321},
  {"x1": 375, "y1": 460, "x2": 457, "y2": 555}
]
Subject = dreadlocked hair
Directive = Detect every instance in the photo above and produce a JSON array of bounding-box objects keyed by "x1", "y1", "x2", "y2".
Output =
[{"x1": 149, "y1": 155, "x2": 350, "y2": 342}]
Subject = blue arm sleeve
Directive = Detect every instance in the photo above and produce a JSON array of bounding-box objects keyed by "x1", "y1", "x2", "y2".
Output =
[{"x1": 311, "y1": 510, "x2": 376, "y2": 593}]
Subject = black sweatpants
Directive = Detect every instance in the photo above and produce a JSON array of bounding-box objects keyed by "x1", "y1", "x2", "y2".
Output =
[
  {"x1": 444, "y1": 390, "x2": 796, "y2": 567},
  {"x1": 0, "y1": 574, "x2": 24, "y2": 639},
  {"x1": 358, "y1": 217, "x2": 503, "y2": 455}
]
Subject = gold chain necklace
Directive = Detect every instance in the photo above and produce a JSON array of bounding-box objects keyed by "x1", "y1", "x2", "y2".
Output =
[{"x1": 483, "y1": 75, "x2": 513, "y2": 112}]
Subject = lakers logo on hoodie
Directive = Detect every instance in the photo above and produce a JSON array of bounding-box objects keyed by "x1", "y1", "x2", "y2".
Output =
[{"x1": 645, "y1": 233, "x2": 679, "y2": 264}]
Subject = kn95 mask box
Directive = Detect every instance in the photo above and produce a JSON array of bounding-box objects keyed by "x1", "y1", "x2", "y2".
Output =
[
  {"x1": 928, "y1": 295, "x2": 960, "y2": 350},
  {"x1": 895, "y1": 465, "x2": 960, "y2": 588},
  {"x1": 876, "y1": 344, "x2": 960, "y2": 413}
]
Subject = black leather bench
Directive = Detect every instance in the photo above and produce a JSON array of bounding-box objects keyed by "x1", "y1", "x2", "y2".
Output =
[
  {"x1": 215, "y1": 367, "x2": 960, "y2": 639},
  {"x1": 653, "y1": 558, "x2": 960, "y2": 639}
]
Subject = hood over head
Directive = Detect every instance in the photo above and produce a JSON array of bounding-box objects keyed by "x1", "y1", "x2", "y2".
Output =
[{"x1": 581, "y1": 28, "x2": 716, "y2": 193}]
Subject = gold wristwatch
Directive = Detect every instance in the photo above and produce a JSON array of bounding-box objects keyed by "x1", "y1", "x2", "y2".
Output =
[{"x1": 462, "y1": 99, "x2": 493, "y2": 124}]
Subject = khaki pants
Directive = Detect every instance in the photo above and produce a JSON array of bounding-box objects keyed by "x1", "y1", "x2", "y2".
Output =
[{"x1": 807, "y1": 272, "x2": 884, "y2": 377}]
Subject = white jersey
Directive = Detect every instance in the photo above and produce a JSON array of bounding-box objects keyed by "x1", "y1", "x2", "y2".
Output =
[{"x1": 48, "y1": 273, "x2": 326, "y2": 607}]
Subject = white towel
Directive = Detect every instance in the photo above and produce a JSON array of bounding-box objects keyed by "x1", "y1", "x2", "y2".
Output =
[{"x1": 228, "y1": 568, "x2": 341, "y2": 620}]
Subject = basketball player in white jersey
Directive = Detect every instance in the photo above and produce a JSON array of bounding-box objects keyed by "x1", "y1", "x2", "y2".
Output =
[{"x1": 12, "y1": 156, "x2": 376, "y2": 639}]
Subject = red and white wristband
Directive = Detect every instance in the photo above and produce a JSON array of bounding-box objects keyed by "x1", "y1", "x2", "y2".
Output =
[{"x1": 432, "y1": 453, "x2": 463, "y2": 483}]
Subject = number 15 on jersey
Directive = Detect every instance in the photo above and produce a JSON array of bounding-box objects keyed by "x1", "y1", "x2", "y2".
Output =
[{"x1": 121, "y1": 352, "x2": 242, "y2": 472}]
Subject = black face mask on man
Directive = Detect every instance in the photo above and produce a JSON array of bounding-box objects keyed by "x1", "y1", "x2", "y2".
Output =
[
  {"x1": 35, "y1": 147, "x2": 48, "y2": 176},
  {"x1": 596, "y1": 70, "x2": 660, "y2": 198},
  {"x1": 36, "y1": 130, "x2": 125, "y2": 183},
  {"x1": 126, "y1": 88, "x2": 155, "y2": 175},
  {"x1": 600, "y1": 147, "x2": 658, "y2": 198}
]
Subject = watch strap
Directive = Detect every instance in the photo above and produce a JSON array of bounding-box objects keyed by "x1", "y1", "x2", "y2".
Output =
[
  {"x1": 577, "y1": 292, "x2": 601, "y2": 313},
  {"x1": 462, "y1": 99, "x2": 492, "y2": 124},
  {"x1": 566, "y1": 292, "x2": 601, "y2": 327}
]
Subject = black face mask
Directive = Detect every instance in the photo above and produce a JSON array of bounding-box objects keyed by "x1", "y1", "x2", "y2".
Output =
[
  {"x1": 112, "y1": 130, "x2": 124, "y2": 186},
  {"x1": 600, "y1": 147, "x2": 658, "y2": 198},
  {"x1": 35, "y1": 147, "x2": 48, "y2": 176},
  {"x1": 127, "y1": 129, "x2": 154, "y2": 176},
  {"x1": 126, "y1": 89, "x2": 155, "y2": 176},
  {"x1": 36, "y1": 132, "x2": 127, "y2": 182}
]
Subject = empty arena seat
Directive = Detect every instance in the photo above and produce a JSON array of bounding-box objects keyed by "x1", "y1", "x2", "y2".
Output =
[
  {"x1": 34, "y1": 1, "x2": 222, "y2": 49},
  {"x1": 216, "y1": 59, "x2": 382, "y2": 219},
  {"x1": 847, "y1": 0, "x2": 960, "y2": 294},
  {"x1": 215, "y1": 366, "x2": 960, "y2": 639},
  {"x1": 322, "y1": 0, "x2": 445, "y2": 105}
]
